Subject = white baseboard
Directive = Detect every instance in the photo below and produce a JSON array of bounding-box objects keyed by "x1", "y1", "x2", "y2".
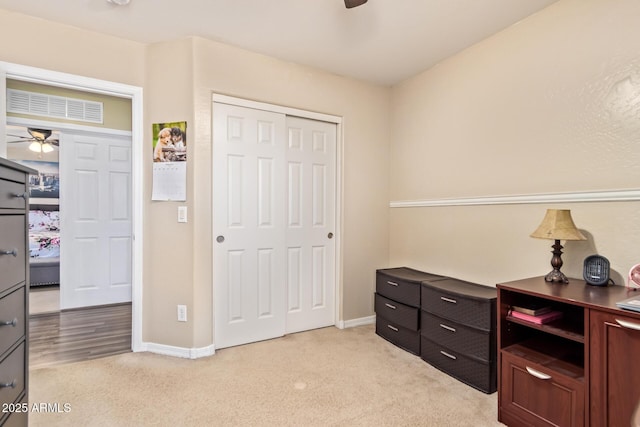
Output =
[
  {"x1": 140, "y1": 317, "x2": 377, "y2": 357},
  {"x1": 138, "y1": 342, "x2": 216, "y2": 359},
  {"x1": 337, "y1": 315, "x2": 376, "y2": 329}
]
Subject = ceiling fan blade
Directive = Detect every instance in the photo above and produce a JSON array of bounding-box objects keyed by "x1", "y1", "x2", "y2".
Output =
[
  {"x1": 7, "y1": 134, "x2": 32, "y2": 139},
  {"x1": 6, "y1": 138, "x2": 36, "y2": 144},
  {"x1": 345, "y1": 0, "x2": 368, "y2": 8},
  {"x1": 47, "y1": 139, "x2": 60, "y2": 146}
]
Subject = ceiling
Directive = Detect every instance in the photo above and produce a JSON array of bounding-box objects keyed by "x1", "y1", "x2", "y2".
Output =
[{"x1": 0, "y1": 0, "x2": 558, "y2": 86}]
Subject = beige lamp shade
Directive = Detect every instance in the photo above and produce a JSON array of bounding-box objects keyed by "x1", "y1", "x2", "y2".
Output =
[{"x1": 530, "y1": 209, "x2": 586, "y2": 241}]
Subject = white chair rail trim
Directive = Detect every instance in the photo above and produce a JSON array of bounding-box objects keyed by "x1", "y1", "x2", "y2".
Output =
[{"x1": 390, "y1": 189, "x2": 640, "y2": 208}]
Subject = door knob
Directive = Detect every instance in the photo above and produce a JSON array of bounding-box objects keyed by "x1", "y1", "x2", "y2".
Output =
[
  {"x1": 216, "y1": 235, "x2": 225, "y2": 243},
  {"x1": 327, "y1": 233, "x2": 334, "y2": 239}
]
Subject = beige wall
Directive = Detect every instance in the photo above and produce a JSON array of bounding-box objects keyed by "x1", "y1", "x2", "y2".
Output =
[
  {"x1": 389, "y1": 0, "x2": 640, "y2": 286},
  {"x1": 143, "y1": 39, "x2": 197, "y2": 347},
  {"x1": 0, "y1": 10, "x2": 145, "y2": 86},
  {"x1": 0, "y1": 9, "x2": 392, "y2": 350},
  {"x1": 8, "y1": 0, "x2": 637, "y2": 352},
  {"x1": 143, "y1": 37, "x2": 391, "y2": 347}
]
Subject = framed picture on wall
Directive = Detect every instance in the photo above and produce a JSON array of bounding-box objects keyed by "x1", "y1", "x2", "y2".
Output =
[{"x1": 15, "y1": 160, "x2": 60, "y2": 205}]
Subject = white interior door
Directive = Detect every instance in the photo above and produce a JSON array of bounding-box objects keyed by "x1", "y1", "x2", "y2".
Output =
[
  {"x1": 284, "y1": 116, "x2": 336, "y2": 334},
  {"x1": 213, "y1": 103, "x2": 287, "y2": 349},
  {"x1": 213, "y1": 102, "x2": 337, "y2": 349},
  {"x1": 60, "y1": 131, "x2": 132, "y2": 309}
]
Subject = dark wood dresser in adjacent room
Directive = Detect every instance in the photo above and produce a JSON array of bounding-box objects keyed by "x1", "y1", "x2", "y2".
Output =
[{"x1": 0, "y1": 158, "x2": 35, "y2": 427}]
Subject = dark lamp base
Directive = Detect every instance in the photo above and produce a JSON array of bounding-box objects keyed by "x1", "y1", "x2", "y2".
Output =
[{"x1": 544, "y1": 269, "x2": 570, "y2": 284}]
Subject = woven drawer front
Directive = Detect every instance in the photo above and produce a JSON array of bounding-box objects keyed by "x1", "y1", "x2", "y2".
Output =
[
  {"x1": 376, "y1": 316, "x2": 420, "y2": 355},
  {"x1": 420, "y1": 310, "x2": 493, "y2": 361},
  {"x1": 0, "y1": 287, "x2": 25, "y2": 357},
  {"x1": 376, "y1": 272, "x2": 420, "y2": 307},
  {"x1": 375, "y1": 293, "x2": 419, "y2": 331},
  {"x1": 420, "y1": 336, "x2": 496, "y2": 394},
  {"x1": 0, "y1": 342, "x2": 25, "y2": 408},
  {"x1": 0, "y1": 216, "x2": 26, "y2": 295},
  {"x1": 421, "y1": 283, "x2": 494, "y2": 331}
]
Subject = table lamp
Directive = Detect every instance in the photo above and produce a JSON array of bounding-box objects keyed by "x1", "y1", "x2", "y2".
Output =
[{"x1": 530, "y1": 209, "x2": 586, "y2": 284}]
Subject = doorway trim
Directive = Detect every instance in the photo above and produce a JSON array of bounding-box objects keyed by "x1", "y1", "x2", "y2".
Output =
[
  {"x1": 1, "y1": 61, "x2": 144, "y2": 351},
  {"x1": 211, "y1": 93, "x2": 344, "y2": 342}
]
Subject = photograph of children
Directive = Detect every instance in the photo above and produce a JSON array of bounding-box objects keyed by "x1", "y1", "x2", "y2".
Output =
[{"x1": 152, "y1": 121, "x2": 187, "y2": 162}]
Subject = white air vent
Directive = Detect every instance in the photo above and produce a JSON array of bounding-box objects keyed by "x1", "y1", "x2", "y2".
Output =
[{"x1": 6, "y1": 89, "x2": 104, "y2": 124}]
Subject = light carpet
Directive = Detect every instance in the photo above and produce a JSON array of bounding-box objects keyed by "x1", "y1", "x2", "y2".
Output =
[{"x1": 29, "y1": 324, "x2": 503, "y2": 426}]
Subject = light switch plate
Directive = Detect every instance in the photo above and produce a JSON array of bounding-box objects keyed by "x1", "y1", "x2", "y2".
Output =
[{"x1": 178, "y1": 206, "x2": 187, "y2": 223}]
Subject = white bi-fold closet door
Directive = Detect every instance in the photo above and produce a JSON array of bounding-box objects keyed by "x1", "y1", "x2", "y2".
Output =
[{"x1": 213, "y1": 102, "x2": 337, "y2": 349}]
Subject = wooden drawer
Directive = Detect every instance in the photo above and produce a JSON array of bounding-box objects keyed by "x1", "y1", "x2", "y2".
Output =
[
  {"x1": 420, "y1": 310, "x2": 494, "y2": 362},
  {"x1": 0, "y1": 216, "x2": 26, "y2": 295},
  {"x1": 0, "y1": 287, "x2": 26, "y2": 357},
  {"x1": 375, "y1": 293, "x2": 419, "y2": 331},
  {"x1": 0, "y1": 343, "x2": 25, "y2": 411},
  {"x1": 0, "y1": 179, "x2": 28, "y2": 210},
  {"x1": 376, "y1": 268, "x2": 445, "y2": 307},
  {"x1": 421, "y1": 279, "x2": 496, "y2": 331},
  {"x1": 500, "y1": 349, "x2": 584, "y2": 426},
  {"x1": 375, "y1": 316, "x2": 420, "y2": 355},
  {"x1": 421, "y1": 336, "x2": 496, "y2": 393}
]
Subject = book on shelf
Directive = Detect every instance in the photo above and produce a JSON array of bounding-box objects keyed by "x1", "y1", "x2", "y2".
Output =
[
  {"x1": 508, "y1": 308, "x2": 563, "y2": 324},
  {"x1": 511, "y1": 304, "x2": 552, "y2": 316}
]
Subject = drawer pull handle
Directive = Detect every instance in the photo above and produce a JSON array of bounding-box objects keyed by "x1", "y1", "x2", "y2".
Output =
[
  {"x1": 387, "y1": 281, "x2": 399, "y2": 287},
  {"x1": 13, "y1": 192, "x2": 28, "y2": 200},
  {"x1": 387, "y1": 325, "x2": 399, "y2": 332},
  {"x1": 0, "y1": 318, "x2": 18, "y2": 327},
  {"x1": 526, "y1": 366, "x2": 552, "y2": 380},
  {"x1": 440, "y1": 350, "x2": 457, "y2": 360},
  {"x1": 615, "y1": 319, "x2": 640, "y2": 331},
  {"x1": 440, "y1": 296, "x2": 457, "y2": 304},
  {"x1": 439, "y1": 323, "x2": 456, "y2": 333},
  {"x1": 0, "y1": 379, "x2": 17, "y2": 389},
  {"x1": 1, "y1": 249, "x2": 18, "y2": 257},
  {"x1": 384, "y1": 303, "x2": 397, "y2": 310}
]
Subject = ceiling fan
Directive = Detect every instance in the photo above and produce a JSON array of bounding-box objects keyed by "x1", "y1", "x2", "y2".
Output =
[
  {"x1": 6, "y1": 127, "x2": 59, "y2": 153},
  {"x1": 345, "y1": 0, "x2": 368, "y2": 8}
]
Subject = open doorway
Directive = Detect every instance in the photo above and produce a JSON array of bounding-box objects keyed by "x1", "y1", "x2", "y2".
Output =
[
  {"x1": 6, "y1": 124, "x2": 62, "y2": 315},
  {"x1": 1, "y1": 61, "x2": 145, "y2": 355}
]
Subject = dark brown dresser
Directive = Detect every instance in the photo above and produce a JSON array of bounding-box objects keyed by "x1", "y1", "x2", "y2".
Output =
[
  {"x1": 0, "y1": 158, "x2": 35, "y2": 427},
  {"x1": 374, "y1": 267, "x2": 445, "y2": 355},
  {"x1": 498, "y1": 276, "x2": 640, "y2": 427},
  {"x1": 420, "y1": 278, "x2": 497, "y2": 393}
]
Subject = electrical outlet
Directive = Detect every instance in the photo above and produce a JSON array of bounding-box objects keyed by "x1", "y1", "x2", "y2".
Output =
[{"x1": 177, "y1": 305, "x2": 187, "y2": 322}]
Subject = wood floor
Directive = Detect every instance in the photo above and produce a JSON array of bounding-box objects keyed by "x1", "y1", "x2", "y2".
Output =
[{"x1": 29, "y1": 303, "x2": 132, "y2": 369}]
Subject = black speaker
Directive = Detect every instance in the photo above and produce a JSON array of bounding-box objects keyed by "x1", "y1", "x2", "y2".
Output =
[{"x1": 583, "y1": 255, "x2": 610, "y2": 286}]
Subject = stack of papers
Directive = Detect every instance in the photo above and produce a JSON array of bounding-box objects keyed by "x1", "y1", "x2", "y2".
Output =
[{"x1": 616, "y1": 293, "x2": 640, "y2": 313}]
